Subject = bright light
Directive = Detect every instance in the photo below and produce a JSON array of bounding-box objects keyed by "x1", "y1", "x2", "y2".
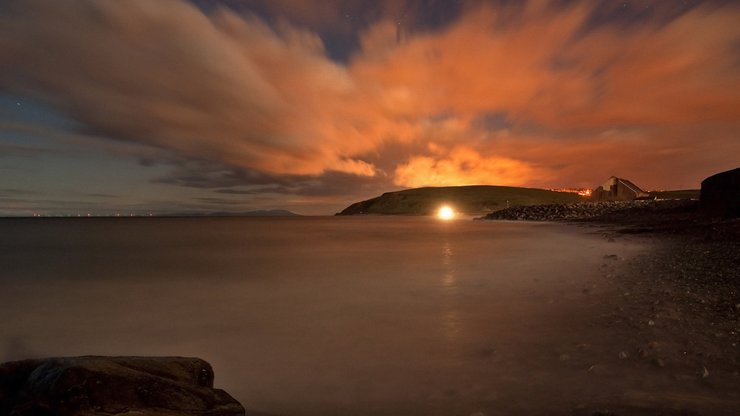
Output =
[{"x1": 437, "y1": 205, "x2": 455, "y2": 220}]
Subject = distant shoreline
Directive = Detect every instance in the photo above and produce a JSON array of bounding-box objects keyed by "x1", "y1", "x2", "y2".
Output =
[{"x1": 0, "y1": 210, "x2": 303, "y2": 219}]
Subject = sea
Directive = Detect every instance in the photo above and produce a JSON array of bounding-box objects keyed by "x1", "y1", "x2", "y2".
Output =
[{"x1": 0, "y1": 216, "x2": 632, "y2": 415}]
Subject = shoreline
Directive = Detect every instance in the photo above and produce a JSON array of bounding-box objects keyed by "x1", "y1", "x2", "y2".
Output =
[
  {"x1": 0, "y1": 215, "x2": 737, "y2": 415},
  {"x1": 482, "y1": 200, "x2": 740, "y2": 414},
  {"x1": 571, "y1": 224, "x2": 740, "y2": 414}
]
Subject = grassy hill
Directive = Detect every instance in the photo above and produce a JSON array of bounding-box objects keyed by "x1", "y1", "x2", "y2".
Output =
[
  {"x1": 647, "y1": 189, "x2": 700, "y2": 200},
  {"x1": 337, "y1": 185, "x2": 586, "y2": 216}
]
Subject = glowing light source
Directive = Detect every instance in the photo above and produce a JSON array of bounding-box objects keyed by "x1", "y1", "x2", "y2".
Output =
[{"x1": 437, "y1": 205, "x2": 455, "y2": 220}]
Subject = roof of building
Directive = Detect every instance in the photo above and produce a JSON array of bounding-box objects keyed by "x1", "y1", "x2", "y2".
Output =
[
  {"x1": 616, "y1": 177, "x2": 645, "y2": 194},
  {"x1": 595, "y1": 176, "x2": 647, "y2": 195}
]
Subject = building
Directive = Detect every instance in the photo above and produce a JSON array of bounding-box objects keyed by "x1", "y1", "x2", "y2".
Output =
[{"x1": 591, "y1": 176, "x2": 649, "y2": 201}]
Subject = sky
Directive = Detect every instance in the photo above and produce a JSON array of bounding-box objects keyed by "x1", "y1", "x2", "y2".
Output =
[{"x1": 1, "y1": 0, "x2": 738, "y2": 215}]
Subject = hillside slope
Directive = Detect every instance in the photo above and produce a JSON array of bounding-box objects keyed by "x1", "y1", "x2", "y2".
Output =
[{"x1": 337, "y1": 185, "x2": 585, "y2": 216}]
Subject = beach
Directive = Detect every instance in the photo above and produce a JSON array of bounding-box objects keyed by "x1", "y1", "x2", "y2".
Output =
[{"x1": 0, "y1": 216, "x2": 738, "y2": 415}]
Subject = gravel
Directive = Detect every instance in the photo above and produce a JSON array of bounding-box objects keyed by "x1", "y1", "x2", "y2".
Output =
[{"x1": 483, "y1": 199, "x2": 740, "y2": 413}]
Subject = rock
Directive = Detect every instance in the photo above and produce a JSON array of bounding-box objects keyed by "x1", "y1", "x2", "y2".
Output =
[
  {"x1": 483, "y1": 200, "x2": 697, "y2": 222},
  {"x1": 700, "y1": 167, "x2": 740, "y2": 217},
  {"x1": 0, "y1": 356, "x2": 245, "y2": 416},
  {"x1": 586, "y1": 364, "x2": 609, "y2": 375},
  {"x1": 646, "y1": 341, "x2": 660, "y2": 350},
  {"x1": 618, "y1": 351, "x2": 629, "y2": 360}
]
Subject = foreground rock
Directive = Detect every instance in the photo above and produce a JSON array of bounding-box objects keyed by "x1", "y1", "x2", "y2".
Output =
[{"x1": 0, "y1": 356, "x2": 245, "y2": 416}]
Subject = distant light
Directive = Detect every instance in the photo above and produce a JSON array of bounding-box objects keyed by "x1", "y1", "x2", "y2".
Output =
[{"x1": 437, "y1": 205, "x2": 455, "y2": 220}]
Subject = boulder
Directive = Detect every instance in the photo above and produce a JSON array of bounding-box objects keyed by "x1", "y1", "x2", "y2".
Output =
[
  {"x1": 0, "y1": 356, "x2": 245, "y2": 416},
  {"x1": 701, "y1": 167, "x2": 740, "y2": 217}
]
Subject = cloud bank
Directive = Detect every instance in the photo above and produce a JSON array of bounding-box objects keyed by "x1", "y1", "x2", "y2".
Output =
[{"x1": 1, "y1": 0, "x2": 738, "y2": 197}]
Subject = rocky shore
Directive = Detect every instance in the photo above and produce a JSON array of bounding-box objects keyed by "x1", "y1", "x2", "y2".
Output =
[
  {"x1": 483, "y1": 198, "x2": 739, "y2": 318},
  {"x1": 0, "y1": 356, "x2": 245, "y2": 416},
  {"x1": 482, "y1": 199, "x2": 696, "y2": 223},
  {"x1": 483, "y1": 198, "x2": 740, "y2": 241},
  {"x1": 483, "y1": 197, "x2": 740, "y2": 414}
]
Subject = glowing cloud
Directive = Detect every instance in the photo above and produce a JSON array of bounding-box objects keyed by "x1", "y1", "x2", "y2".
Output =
[
  {"x1": 394, "y1": 147, "x2": 538, "y2": 188},
  {"x1": 0, "y1": 0, "x2": 738, "y2": 197}
]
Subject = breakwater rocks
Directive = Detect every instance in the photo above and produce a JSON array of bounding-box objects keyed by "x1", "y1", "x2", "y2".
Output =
[
  {"x1": 0, "y1": 356, "x2": 245, "y2": 416},
  {"x1": 482, "y1": 199, "x2": 698, "y2": 222}
]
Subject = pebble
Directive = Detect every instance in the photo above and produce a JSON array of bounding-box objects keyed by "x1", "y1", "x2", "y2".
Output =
[
  {"x1": 618, "y1": 351, "x2": 629, "y2": 359},
  {"x1": 587, "y1": 364, "x2": 608, "y2": 374}
]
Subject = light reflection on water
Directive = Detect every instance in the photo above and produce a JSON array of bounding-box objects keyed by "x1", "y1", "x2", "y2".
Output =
[
  {"x1": 441, "y1": 240, "x2": 456, "y2": 288},
  {"x1": 0, "y1": 216, "x2": 621, "y2": 415},
  {"x1": 440, "y1": 240, "x2": 461, "y2": 342}
]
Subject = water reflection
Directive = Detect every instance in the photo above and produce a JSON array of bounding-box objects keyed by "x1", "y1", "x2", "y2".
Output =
[
  {"x1": 440, "y1": 240, "x2": 460, "y2": 341},
  {"x1": 441, "y1": 241, "x2": 455, "y2": 288},
  {"x1": 0, "y1": 217, "x2": 628, "y2": 415}
]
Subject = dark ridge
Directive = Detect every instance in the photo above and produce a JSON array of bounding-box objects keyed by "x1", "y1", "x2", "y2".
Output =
[{"x1": 337, "y1": 185, "x2": 585, "y2": 216}]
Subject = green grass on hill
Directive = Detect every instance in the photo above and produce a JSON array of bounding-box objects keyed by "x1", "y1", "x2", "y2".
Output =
[
  {"x1": 647, "y1": 189, "x2": 700, "y2": 200},
  {"x1": 337, "y1": 185, "x2": 586, "y2": 216}
]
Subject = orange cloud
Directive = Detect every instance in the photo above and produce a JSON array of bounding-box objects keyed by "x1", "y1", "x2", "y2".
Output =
[
  {"x1": 0, "y1": 0, "x2": 382, "y2": 177},
  {"x1": 0, "y1": 0, "x2": 738, "y2": 192},
  {"x1": 394, "y1": 146, "x2": 540, "y2": 188},
  {"x1": 350, "y1": 2, "x2": 740, "y2": 127}
]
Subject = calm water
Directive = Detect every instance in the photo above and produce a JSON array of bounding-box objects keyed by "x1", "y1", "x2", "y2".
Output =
[{"x1": 0, "y1": 217, "x2": 629, "y2": 415}]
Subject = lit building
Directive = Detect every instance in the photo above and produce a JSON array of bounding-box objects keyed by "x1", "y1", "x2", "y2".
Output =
[{"x1": 591, "y1": 176, "x2": 649, "y2": 201}]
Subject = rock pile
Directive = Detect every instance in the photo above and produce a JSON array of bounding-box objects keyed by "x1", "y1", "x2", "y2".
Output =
[
  {"x1": 482, "y1": 200, "x2": 696, "y2": 222},
  {"x1": 0, "y1": 356, "x2": 245, "y2": 416}
]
